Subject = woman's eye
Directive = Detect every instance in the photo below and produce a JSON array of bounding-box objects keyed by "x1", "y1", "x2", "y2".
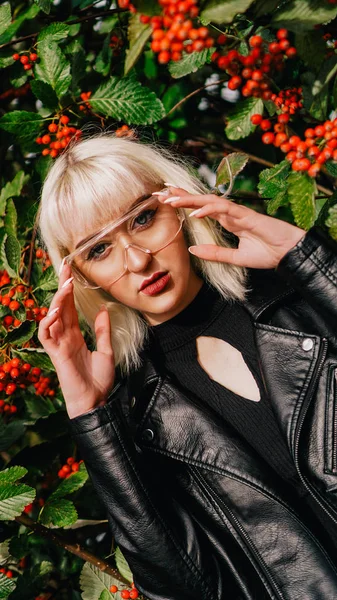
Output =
[
  {"x1": 87, "y1": 243, "x2": 109, "y2": 261},
  {"x1": 133, "y1": 209, "x2": 156, "y2": 228}
]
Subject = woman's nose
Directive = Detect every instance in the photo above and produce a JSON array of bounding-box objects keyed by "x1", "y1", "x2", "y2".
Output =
[{"x1": 124, "y1": 243, "x2": 152, "y2": 273}]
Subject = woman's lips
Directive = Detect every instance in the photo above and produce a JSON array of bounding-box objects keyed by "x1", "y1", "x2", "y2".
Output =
[{"x1": 140, "y1": 272, "x2": 171, "y2": 296}]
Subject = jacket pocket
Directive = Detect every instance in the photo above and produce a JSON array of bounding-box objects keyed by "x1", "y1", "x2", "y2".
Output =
[{"x1": 325, "y1": 365, "x2": 337, "y2": 474}]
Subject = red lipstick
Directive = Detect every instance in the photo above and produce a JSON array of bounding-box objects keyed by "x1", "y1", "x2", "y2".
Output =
[{"x1": 140, "y1": 272, "x2": 170, "y2": 296}]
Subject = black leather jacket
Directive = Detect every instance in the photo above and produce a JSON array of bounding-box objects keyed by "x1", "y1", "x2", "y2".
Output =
[{"x1": 70, "y1": 226, "x2": 337, "y2": 600}]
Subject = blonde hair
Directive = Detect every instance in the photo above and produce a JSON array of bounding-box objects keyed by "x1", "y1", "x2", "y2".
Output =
[{"x1": 37, "y1": 133, "x2": 248, "y2": 375}]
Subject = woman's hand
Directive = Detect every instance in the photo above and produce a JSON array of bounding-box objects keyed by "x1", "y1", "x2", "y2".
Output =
[
  {"x1": 161, "y1": 188, "x2": 306, "y2": 269},
  {"x1": 38, "y1": 262, "x2": 115, "y2": 419}
]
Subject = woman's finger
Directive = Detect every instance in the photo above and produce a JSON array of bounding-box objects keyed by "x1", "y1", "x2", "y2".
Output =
[
  {"x1": 38, "y1": 306, "x2": 62, "y2": 350},
  {"x1": 95, "y1": 306, "x2": 113, "y2": 357},
  {"x1": 164, "y1": 195, "x2": 250, "y2": 219},
  {"x1": 188, "y1": 244, "x2": 246, "y2": 266}
]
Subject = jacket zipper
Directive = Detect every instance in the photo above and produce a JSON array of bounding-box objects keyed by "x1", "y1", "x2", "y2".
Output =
[
  {"x1": 333, "y1": 369, "x2": 337, "y2": 473},
  {"x1": 191, "y1": 467, "x2": 284, "y2": 600},
  {"x1": 294, "y1": 338, "x2": 337, "y2": 524}
]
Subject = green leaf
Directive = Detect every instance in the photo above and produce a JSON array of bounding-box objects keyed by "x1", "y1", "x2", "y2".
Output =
[
  {"x1": 124, "y1": 14, "x2": 152, "y2": 76},
  {"x1": 39, "y1": 498, "x2": 78, "y2": 527},
  {"x1": 0, "y1": 111, "x2": 44, "y2": 140},
  {"x1": 295, "y1": 31, "x2": 326, "y2": 73},
  {"x1": 0, "y1": 539, "x2": 11, "y2": 564},
  {"x1": 115, "y1": 547, "x2": 133, "y2": 584},
  {"x1": 133, "y1": 0, "x2": 161, "y2": 15},
  {"x1": 252, "y1": 0, "x2": 283, "y2": 18},
  {"x1": 95, "y1": 36, "x2": 112, "y2": 77},
  {"x1": 38, "y1": 22, "x2": 70, "y2": 43},
  {"x1": 25, "y1": 395, "x2": 57, "y2": 421},
  {"x1": 50, "y1": 470, "x2": 88, "y2": 501},
  {"x1": 0, "y1": 4, "x2": 40, "y2": 45},
  {"x1": 80, "y1": 562, "x2": 121, "y2": 600},
  {"x1": 12, "y1": 348, "x2": 55, "y2": 372},
  {"x1": 34, "y1": 0, "x2": 51, "y2": 14},
  {"x1": 272, "y1": 0, "x2": 337, "y2": 32},
  {"x1": 225, "y1": 97, "x2": 264, "y2": 140},
  {"x1": 9, "y1": 533, "x2": 31, "y2": 559},
  {"x1": 4, "y1": 320, "x2": 36, "y2": 345},
  {"x1": 33, "y1": 266, "x2": 58, "y2": 292},
  {"x1": 200, "y1": 0, "x2": 254, "y2": 25},
  {"x1": 0, "y1": 3, "x2": 11, "y2": 37},
  {"x1": 258, "y1": 160, "x2": 290, "y2": 198},
  {"x1": 168, "y1": 47, "x2": 215, "y2": 79},
  {"x1": 0, "y1": 573, "x2": 16, "y2": 599},
  {"x1": 4, "y1": 199, "x2": 17, "y2": 236},
  {"x1": 0, "y1": 53, "x2": 14, "y2": 69},
  {"x1": 30, "y1": 80, "x2": 58, "y2": 111},
  {"x1": 216, "y1": 152, "x2": 249, "y2": 187},
  {"x1": 90, "y1": 77, "x2": 165, "y2": 124},
  {"x1": 326, "y1": 203, "x2": 337, "y2": 241},
  {"x1": 287, "y1": 171, "x2": 316, "y2": 230},
  {"x1": 0, "y1": 234, "x2": 20, "y2": 277},
  {"x1": 35, "y1": 39, "x2": 71, "y2": 99},
  {"x1": 0, "y1": 467, "x2": 35, "y2": 520},
  {"x1": 0, "y1": 171, "x2": 28, "y2": 216},
  {"x1": 326, "y1": 161, "x2": 337, "y2": 179},
  {"x1": 0, "y1": 417, "x2": 25, "y2": 452}
]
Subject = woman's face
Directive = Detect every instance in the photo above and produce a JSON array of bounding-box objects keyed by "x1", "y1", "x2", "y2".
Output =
[{"x1": 72, "y1": 195, "x2": 203, "y2": 325}]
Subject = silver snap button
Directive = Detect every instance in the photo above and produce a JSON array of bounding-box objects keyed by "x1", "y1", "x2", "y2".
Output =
[
  {"x1": 302, "y1": 338, "x2": 314, "y2": 351},
  {"x1": 142, "y1": 428, "x2": 154, "y2": 442},
  {"x1": 130, "y1": 396, "x2": 136, "y2": 408}
]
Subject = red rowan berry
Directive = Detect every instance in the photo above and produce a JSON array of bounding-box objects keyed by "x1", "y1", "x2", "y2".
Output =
[
  {"x1": 251, "y1": 69, "x2": 263, "y2": 82},
  {"x1": 292, "y1": 158, "x2": 310, "y2": 171},
  {"x1": 273, "y1": 123, "x2": 285, "y2": 133},
  {"x1": 12, "y1": 53, "x2": 20, "y2": 60},
  {"x1": 23, "y1": 63, "x2": 32, "y2": 70},
  {"x1": 279, "y1": 39, "x2": 290, "y2": 51},
  {"x1": 5, "y1": 383, "x2": 16, "y2": 395},
  {"x1": 110, "y1": 586, "x2": 118, "y2": 593},
  {"x1": 30, "y1": 53, "x2": 38, "y2": 62},
  {"x1": 42, "y1": 134, "x2": 51, "y2": 145},
  {"x1": 20, "y1": 55, "x2": 29, "y2": 64},
  {"x1": 280, "y1": 142, "x2": 292, "y2": 153},
  {"x1": 289, "y1": 135, "x2": 301, "y2": 147},
  {"x1": 217, "y1": 34, "x2": 227, "y2": 45},
  {"x1": 2, "y1": 295, "x2": 10, "y2": 306},
  {"x1": 60, "y1": 115, "x2": 70, "y2": 125},
  {"x1": 274, "y1": 133, "x2": 288, "y2": 147},
  {"x1": 250, "y1": 114, "x2": 262, "y2": 125},
  {"x1": 198, "y1": 27, "x2": 209, "y2": 39},
  {"x1": 10, "y1": 368, "x2": 20, "y2": 379},
  {"x1": 6, "y1": 571, "x2": 13, "y2": 578},
  {"x1": 308, "y1": 163, "x2": 320, "y2": 177},
  {"x1": 140, "y1": 14, "x2": 150, "y2": 23},
  {"x1": 10, "y1": 405, "x2": 17, "y2": 414},
  {"x1": 276, "y1": 28, "x2": 288, "y2": 40},
  {"x1": 262, "y1": 132, "x2": 275, "y2": 144},
  {"x1": 121, "y1": 591, "x2": 130, "y2": 599},
  {"x1": 260, "y1": 119, "x2": 272, "y2": 131},
  {"x1": 13, "y1": 319, "x2": 21, "y2": 327},
  {"x1": 130, "y1": 591, "x2": 139, "y2": 599},
  {"x1": 3, "y1": 315, "x2": 13, "y2": 326},
  {"x1": 285, "y1": 47, "x2": 297, "y2": 58},
  {"x1": 228, "y1": 76, "x2": 242, "y2": 90},
  {"x1": 158, "y1": 50, "x2": 171, "y2": 63},
  {"x1": 48, "y1": 123, "x2": 58, "y2": 133},
  {"x1": 286, "y1": 151, "x2": 297, "y2": 163},
  {"x1": 9, "y1": 300, "x2": 20, "y2": 311},
  {"x1": 42, "y1": 149, "x2": 50, "y2": 156},
  {"x1": 249, "y1": 35, "x2": 263, "y2": 48},
  {"x1": 268, "y1": 42, "x2": 280, "y2": 54}
]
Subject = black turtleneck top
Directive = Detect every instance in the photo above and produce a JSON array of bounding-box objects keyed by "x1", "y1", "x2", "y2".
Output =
[{"x1": 146, "y1": 282, "x2": 304, "y2": 494}]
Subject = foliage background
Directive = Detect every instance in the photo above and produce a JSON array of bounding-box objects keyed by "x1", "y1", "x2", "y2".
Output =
[{"x1": 0, "y1": 0, "x2": 337, "y2": 598}]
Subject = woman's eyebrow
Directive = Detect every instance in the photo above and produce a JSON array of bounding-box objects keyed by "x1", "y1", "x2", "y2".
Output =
[{"x1": 74, "y1": 194, "x2": 153, "y2": 249}]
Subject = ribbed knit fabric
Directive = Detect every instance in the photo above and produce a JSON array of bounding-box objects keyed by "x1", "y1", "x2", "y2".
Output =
[{"x1": 146, "y1": 282, "x2": 305, "y2": 494}]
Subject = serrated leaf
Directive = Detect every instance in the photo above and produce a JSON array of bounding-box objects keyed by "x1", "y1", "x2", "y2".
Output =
[
  {"x1": 35, "y1": 39, "x2": 71, "y2": 99},
  {"x1": 0, "y1": 468, "x2": 35, "y2": 520},
  {"x1": 80, "y1": 562, "x2": 121, "y2": 600},
  {"x1": 0, "y1": 467, "x2": 27, "y2": 486},
  {"x1": 225, "y1": 97, "x2": 263, "y2": 140},
  {"x1": 0, "y1": 540, "x2": 10, "y2": 564},
  {"x1": 1, "y1": 234, "x2": 20, "y2": 277},
  {"x1": 287, "y1": 171, "x2": 316, "y2": 230},
  {"x1": 216, "y1": 152, "x2": 249, "y2": 187},
  {"x1": 30, "y1": 80, "x2": 58, "y2": 111},
  {"x1": 0, "y1": 53, "x2": 14, "y2": 69},
  {"x1": 0, "y1": 171, "x2": 28, "y2": 216},
  {"x1": 124, "y1": 14, "x2": 152, "y2": 76},
  {"x1": 326, "y1": 204, "x2": 337, "y2": 241},
  {"x1": 25, "y1": 395, "x2": 57, "y2": 421},
  {"x1": 98, "y1": 590, "x2": 111, "y2": 600},
  {"x1": 9, "y1": 533, "x2": 30, "y2": 559},
  {"x1": 252, "y1": 0, "x2": 283, "y2": 18},
  {"x1": 133, "y1": 0, "x2": 161, "y2": 15},
  {"x1": 326, "y1": 161, "x2": 337, "y2": 178},
  {"x1": 295, "y1": 31, "x2": 326, "y2": 73},
  {"x1": 38, "y1": 22, "x2": 69, "y2": 43},
  {"x1": 272, "y1": 0, "x2": 337, "y2": 32},
  {"x1": 40, "y1": 498, "x2": 78, "y2": 527},
  {"x1": 50, "y1": 471, "x2": 88, "y2": 501},
  {"x1": 0, "y1": 573, "x2": 16, "y2": 598},
  {"x1": 4, "y1": 320, "x2": 36, "y2": 345},
  {"x1": 12, "y1": 348, "x2": 55, "y2": 372},
  {"x1": 33, "y1": 266, "x2": 58, "y2": 291},
  {"x1": 200, "y1": 0, "x2": 254, "y2": 25},
  {"x1": 95, "y1": 36, "x2": 112, "y2": 77},
  {"x1": 0, "y1": 111, "x2": 44, "y2": 140},
  {"x1": 0, "y1": 418, "x2": 25, "y2": 452},
  {"x1": 90, "y1": 77, "x2": 165, "y2": 124},
  {"x1": 115, "y1": 547, "x2": 133, "y2": 584},
  {"x1": 0, "y1": 4, "x2": 40, "y2": 45},
  {"x1": 4, "y1": 199, "x2": 17, "y2": 236},
  {"x1": 265, "y1": 190, "x2": 289, "y2": 215},
  {"x1": 168, "y1": 47, "x2": 215, "y2": 79},
  {"x1": 0, "y1": 3, "x2": 11, "y2": 37},
  {"x1": 258, "y1": 160, "x2": 290, "y2": 198},
  {"x1": 34, "y1": 0, "x2": 51, "y2": 14}
]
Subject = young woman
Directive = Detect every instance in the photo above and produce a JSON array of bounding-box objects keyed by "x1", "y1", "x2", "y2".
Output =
[{"x1": 37, "y1": 134, "x2": 337, "y2": 600}]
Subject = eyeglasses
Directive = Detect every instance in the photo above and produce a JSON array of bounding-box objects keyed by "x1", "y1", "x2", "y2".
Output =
[{"x1": 64, "y1": 196, "x2": 185, "y2": 289}]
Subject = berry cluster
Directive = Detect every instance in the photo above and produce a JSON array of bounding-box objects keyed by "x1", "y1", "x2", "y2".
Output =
[
  {"x1": 36, "y1": 115, "x2": 82, "y2": 159},
  {"x1": 109, "y1": 582, "x2": 139, "y2": 598},
  {"x1": 12, "y1": 51, "x2": 38, "y2": 72},
  {"x1": 115, "y1": 124, "x2": 134, "y2": 137},
  {"x1": 212, "y1": 29, "x2": 297, "y2": 100},
  {"x1": 1, "y1": 281, "x2": 49, "y2": 331},
  {"x1": 0, "y1": 359, "x2": 56, "y2": 415},
  {"x1": 58, "y1": 457, "x2": 83, "y2": 479},
  {"x1": 23, "y1": 497, "x2": 45, "y2": 515},
  {"x1": 270, "y1": 86, "x2": 303, "y2": 115},
  {"x1": 79, "y1": 91, "x2": 92, "y2": 113},
  {"x1": 0, "y1": 568, "x2": 14, "y2": 579},
  {"x1": 251, "y1": 114, "x2": 337, "y2": 177},
  {"x1": 110, "y1": 34, "x2": 123, "y2": 55},
  {"x1": 36, "y1": 247, "x2": 52, "y2": 271},
  {"x1": 0, "y1": 82, "x2": 30, "y2": 102}
]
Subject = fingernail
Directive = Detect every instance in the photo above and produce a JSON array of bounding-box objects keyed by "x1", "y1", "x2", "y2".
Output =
[
  {"x1": 163, "y1": 196, "x2": 181, "y2": 203},
  {"x1": 62, "y1": 276, "x2": 74, "y2": 289},
  {"x1": 188, "y1": 247, "x2": 197, "y2": 255},
  {"x1": 164, "y1": 182, "x2": 179, "y2": 188},
  {"x1": 47, "y1": 306, "x2": 60, "y2": 317},
  {"x1": 58, "y1": 257, "x2": 66, "y2": 276},
  {"x1": 151, "y1": 191, "x2": 170, "y2": 196},
  {"x1": 189, "y1": 209, "x2": 202, "y2": 217},
  {"x1": 100, "y1": 303, "x2": 108, "y2": 311}
]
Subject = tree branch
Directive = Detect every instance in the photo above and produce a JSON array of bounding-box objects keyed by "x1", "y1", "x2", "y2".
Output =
[
  {"x1": 15, "y1": 513, "x2": 129, "y2": 585},
  {"x1": 163, "y1": 78, "x2": 228, "y2": 119}
]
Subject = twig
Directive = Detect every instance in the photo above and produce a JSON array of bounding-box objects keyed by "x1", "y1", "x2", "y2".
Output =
[
  {"x1": 15, "y1": 513, "x2": 129, "y2": 584},
  {"x1": 189, "y1": 137, "x2": 334, "y2": 197},
  {"x1": 164, "y1": 78, "x2": 229, "y2": 119},
  {"x1": 0, "y1": 8, "x2": 127, "y2": 50}
]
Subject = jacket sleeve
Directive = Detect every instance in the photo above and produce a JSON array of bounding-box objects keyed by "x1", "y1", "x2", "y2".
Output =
[
  {"x1": 276, "y1": 226, "x2": 337, "y2": 323},
  {"x1": 69, "y1": 392, "x2": 222, "y2": 600}
]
